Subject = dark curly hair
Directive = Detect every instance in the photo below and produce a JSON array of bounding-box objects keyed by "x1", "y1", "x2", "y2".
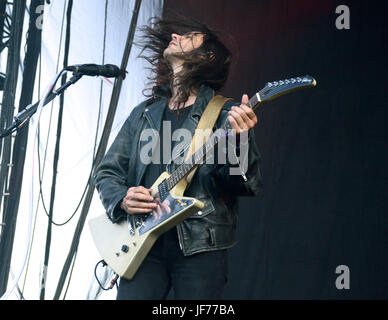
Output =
[{"x1": 137, "y1": 16, "x2": 232, "y2": 109}]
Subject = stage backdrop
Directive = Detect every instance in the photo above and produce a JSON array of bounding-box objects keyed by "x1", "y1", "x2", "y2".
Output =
[{"x1": 164, "y1": 0, "x2": 388, "y2": 299}]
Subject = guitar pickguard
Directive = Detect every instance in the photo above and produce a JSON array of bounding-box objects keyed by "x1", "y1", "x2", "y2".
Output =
[{"x1": 131, "y1": 192, "x2": 194, "y2": 235}]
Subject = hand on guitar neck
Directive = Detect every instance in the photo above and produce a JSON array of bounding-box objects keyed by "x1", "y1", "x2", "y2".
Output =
[
  {"x1": 227, "y1": 94, "x2": 258, "y2": 136},
  {"x1": 120, "y1": 186, "x2": 171, "y2": 220}
]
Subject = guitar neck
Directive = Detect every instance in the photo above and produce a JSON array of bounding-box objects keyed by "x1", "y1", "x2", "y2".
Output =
[
  {"x1": 164, "y1": 75, "x2": 317, "y2": 191},
  {"x1": 165, "y1": 93, "x2": 261, "y2": 191}
]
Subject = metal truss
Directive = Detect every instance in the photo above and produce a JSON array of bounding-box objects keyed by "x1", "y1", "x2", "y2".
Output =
[{"x1": 0, "y1": 1, "x2": 14, "y2": 56}]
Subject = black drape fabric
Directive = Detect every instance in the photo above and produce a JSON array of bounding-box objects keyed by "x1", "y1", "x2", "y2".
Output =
[{"x1": 164, "y1": 0, "x2": 388, "y2": 299}]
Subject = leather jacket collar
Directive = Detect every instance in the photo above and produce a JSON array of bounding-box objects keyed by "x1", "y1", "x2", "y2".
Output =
[{"x1": 143, "y1": 85, "x2": 215, "y2": 131}]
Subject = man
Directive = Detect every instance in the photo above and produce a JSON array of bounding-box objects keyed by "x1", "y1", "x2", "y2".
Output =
[{"x1": 94, "y1": 17, "x2": 263, "y2": 299}]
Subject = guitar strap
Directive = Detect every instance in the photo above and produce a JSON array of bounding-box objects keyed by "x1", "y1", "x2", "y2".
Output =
[{"x1": 176, "y1": 95, "x2": 232, "y2": 193}]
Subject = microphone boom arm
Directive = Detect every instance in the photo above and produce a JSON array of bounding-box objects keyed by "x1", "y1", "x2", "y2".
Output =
[{"x1": 0, "y1": 72, "x2": 83, "y2": 139}]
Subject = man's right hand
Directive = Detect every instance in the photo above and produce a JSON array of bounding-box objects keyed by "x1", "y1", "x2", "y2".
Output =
[{"x1": 120, "y1": 186, "x2": 158, "y2": 214}]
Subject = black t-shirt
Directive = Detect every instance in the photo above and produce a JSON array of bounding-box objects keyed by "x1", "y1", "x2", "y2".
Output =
[{"x1": 141, "y1": 104, "x2": 193, "y2": 189}]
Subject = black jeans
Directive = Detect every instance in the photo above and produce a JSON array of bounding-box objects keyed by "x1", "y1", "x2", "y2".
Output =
[{"x1": 116, "y1": 227, "x2": 228, "y2": 300}]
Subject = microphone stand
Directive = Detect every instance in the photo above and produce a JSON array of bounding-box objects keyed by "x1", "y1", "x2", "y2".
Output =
[{"x1": 0, "y1": 72, "x2": 83, "y2": 139}]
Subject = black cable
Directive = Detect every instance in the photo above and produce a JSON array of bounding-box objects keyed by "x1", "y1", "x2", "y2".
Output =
[
  {"x1": 53, "y1": 0, "x2": 143, "y2": 300},
  {"x1": 40, "y1": 0, "x2": 73, "y2": 300},
  {"x1": 62, "y1": 249, "x2": 78, "y2": 299},
  {"x1": 36, "y1": 0, "x2": 68, "y2": 186},
  {"x1": 60, "y1": 0, "x2": 109, "y2": 297},
  {"x1": 38, "y1": 166, "x2": 91, "y2": 226},
  {"x1": 36, "y1": 0, "x2": 105, "y2": 228},
  {"x1": 21, "y1": 49, "x2": 43, "y2": 296},
  {"x1": 94, "y1": 260, "x2": 114, "y2": 291}
]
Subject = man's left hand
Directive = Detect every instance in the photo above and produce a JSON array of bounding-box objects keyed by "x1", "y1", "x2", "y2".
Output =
[{"x1": 227, "y1": 94, "x2": 258, "y2": 135}]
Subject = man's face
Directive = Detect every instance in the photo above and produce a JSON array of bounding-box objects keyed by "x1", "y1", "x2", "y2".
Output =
[{"x1": 163, "y1": 31, "x2": 205, "y2": 62}]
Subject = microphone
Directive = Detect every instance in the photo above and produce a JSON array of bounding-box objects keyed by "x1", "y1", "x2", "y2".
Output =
[{"x1": 64, "y1": 64, "x2": 126, "y2": 78}]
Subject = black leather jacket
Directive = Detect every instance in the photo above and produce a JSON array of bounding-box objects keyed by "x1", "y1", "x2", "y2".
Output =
[{"x1": 94, "y1": 85, "x2": 263, "y2": 256}]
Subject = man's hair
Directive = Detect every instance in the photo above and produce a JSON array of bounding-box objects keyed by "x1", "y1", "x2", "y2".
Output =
[{"x1": 138, "y1": 16, "x2": 232, "y2": 108}]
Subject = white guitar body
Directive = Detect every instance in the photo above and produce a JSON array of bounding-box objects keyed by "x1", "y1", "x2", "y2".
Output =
[{"x1": 89, "y1": 171, "x2": 204, "y2": 280}]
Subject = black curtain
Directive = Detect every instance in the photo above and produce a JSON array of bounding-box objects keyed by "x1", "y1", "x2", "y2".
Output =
[{"x1": 164, "y1": 0, "x2": 388, "y2": 299}]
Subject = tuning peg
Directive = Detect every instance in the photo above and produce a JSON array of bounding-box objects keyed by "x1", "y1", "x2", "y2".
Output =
[
  {"x1": 273, "y1": 81, "x2": 278, "y2": 86},
  {"x1": 279, "y1": 80, "x2": 284, "y2": 85},
  {"x1": 296, "y1": 77, "x2": 302, "y2": 82},
  {"x1": 267, "y1": 82, "x2": 272, "y2": 87},
  {"x1": 285, "y1": 79, "x2": 290, "y2": 84},
  {"x1": 291, "y1": 78, "x2": 296, "y2": 83}
]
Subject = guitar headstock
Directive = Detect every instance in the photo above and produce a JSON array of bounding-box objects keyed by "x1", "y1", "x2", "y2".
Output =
[
  {"x1": 249, "y1": 75, "x2": 316, "y2": 110},
  {"x1": 260, "y1": 75, "x2": 316, "y2": 101}
]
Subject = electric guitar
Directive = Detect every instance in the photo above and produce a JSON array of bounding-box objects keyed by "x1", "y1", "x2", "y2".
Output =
[{"x1": 89, "y1": 75, "x2": 317, "y2": 279}]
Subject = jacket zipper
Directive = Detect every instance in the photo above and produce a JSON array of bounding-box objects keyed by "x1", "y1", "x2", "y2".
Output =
[
  {"x1": 137, "y1": 108, "x2": 156, "y2": 185},
  {"x1": 143, "y1": 107, "x2": 157, "y2": 130}
]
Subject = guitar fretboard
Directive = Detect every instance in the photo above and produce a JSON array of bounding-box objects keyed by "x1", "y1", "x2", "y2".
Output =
[{"x1": 165, "y1": 94, "x2": 260, "y2": 191}]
